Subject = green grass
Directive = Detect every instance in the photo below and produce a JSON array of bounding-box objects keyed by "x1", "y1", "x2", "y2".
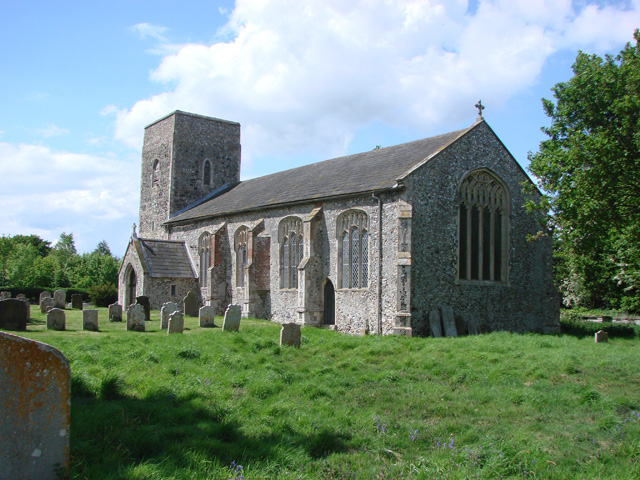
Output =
[{"x1": 11, "y1": 308, "x2": 640, "y2": 479}]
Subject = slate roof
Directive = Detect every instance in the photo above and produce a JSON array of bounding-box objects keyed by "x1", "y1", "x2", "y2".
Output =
[
  {"x1": 166, "y1": 122, "x2": 477, "y2": 225},
  {"x1": 138, "y1": 239, "x2": 195, "y2": 278}
]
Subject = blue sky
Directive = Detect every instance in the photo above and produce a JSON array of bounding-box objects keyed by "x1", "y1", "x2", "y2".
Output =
[{"x1": 1, "y1": 0, "x2": 639, "y2": 255}]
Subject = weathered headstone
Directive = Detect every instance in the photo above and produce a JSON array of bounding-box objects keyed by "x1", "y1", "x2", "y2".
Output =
[
  {"x1": 53, "y1": 289, "x2": 66, "y2": 309},
  {"x1": 167, "y1": 311, "x2": 184, "y2": 334},
  {"x1": 0, "y1": 291, "x2": 11, "y2": 300},
  {"x1": 183, "y1": 291, "x2": 199, "y2": 317},
  {"x1": 280, "y1": 323, "x2": 301, "y2": 348},
  {"x1": 429, "y1": 309, "x2": 443, "y2": 338},
  {"x1": 0, "y1": 331, "x2": 70, "y2": 480},
  {"x1": 127, "y1": 304, "x2": 145, "y2": 332},
  {"x1": 39, "y1": 290, "x2": 51, "y2": 304},
  {"x1": 161, "y1": 301, "x2": 180, "y2": 330},
  {"x1": 199, "y1": 305, "x2": 216, "y2": 328},
  {"x1": 135, "y1": 295, "x2": 150, "y2": 321},
  {"x1": 0, "y1": 299, "x2": 28, "y2": 331},
  {"x1": 222, "y1": 304, "x2": 242, "y2": 331},
  {"x1": 83, "y1": 310, "x2": 99, "y2": 332},
  {"x1": 40, "y1": 296, "x2": 54, "y2": 314},
  {"x1": 71, "y1": 293, "x2": 83, "y2": 310},
  {"x1": 46, "y1": 308, "x2": 66, "y2": 331},
  {"x1": 15, "y1": 294, "x2": 31, "y2": 320},
  {"x1": 441, "y1": 305, "x2": 457, "y2": 337},
  {"x1": 108, "y1": 303, "x2": 122, "y2": 322},
  {"x1": 467, "y1": 315, "x2": 481, "y2": 335},
  {"x1": 595, "y1": 330, "x2": 609, "y2": 343}
]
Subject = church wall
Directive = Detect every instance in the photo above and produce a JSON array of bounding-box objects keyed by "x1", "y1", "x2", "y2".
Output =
[
  {"x1": 406, "y1": 122, "x2": 559, "y2": 335},
  {"x1": 118, "y1": 241, "x2": 145, "y2": 308}
]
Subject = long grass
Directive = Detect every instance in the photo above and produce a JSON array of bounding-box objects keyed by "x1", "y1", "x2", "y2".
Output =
[{"x1": 13, "y1": 308, "x2": 640, "y2": 479}]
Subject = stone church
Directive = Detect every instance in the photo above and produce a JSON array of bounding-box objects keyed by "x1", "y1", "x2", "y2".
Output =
[{"x1": 118, "y1": 109, "x2": 559, "y2": 336}]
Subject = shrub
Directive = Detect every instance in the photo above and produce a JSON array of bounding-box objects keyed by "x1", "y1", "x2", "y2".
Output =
[
  {"x1": 88, "y1": 284, "x2": 118, "y2": 307},
  {"x1": 560, "y1": 317, "x2": 638, "y2": 338}
]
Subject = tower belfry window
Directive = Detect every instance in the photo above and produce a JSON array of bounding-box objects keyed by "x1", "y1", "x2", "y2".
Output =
[
  {"x1": 203, "y1": 160, "x2": 211, "y2": 186},
  {"x1": 152, "y1": 159, "x2": 159, "y2": 185}
]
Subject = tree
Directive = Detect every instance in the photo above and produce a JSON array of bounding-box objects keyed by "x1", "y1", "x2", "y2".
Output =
[{"x1": 528, "y1": 30, "x2": 640, "y2": 310}]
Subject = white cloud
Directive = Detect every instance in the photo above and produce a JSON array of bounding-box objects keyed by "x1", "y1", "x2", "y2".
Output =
[
  {"x1": 114, "y1": 0, "x2": 640, "y2": 178},
  {"x1": 100, "y1": 104, "x2": 119, "y2": 116},
  {"x1": 37, "y1": 124, "x2": 70, "y2": 138},
  {"x1": 129, "y1": 22, "x2": 168, "y2": 42}
]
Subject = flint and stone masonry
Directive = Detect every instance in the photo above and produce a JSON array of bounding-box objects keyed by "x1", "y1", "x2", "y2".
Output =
[{"x1": 118, "y1": 110, "x2": 559, "y2": 336}]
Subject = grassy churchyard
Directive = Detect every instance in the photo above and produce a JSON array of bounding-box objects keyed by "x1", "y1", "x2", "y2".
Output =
[{"x1": 16, "y1": 308, "x2": 640, "y2": 479}]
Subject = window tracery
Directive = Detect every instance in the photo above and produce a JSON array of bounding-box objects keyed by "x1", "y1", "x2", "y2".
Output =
[
  {"x1": 235, "y1": 227, "x2": 248, "y2": 287},
  {"x1": 337, "y1": 210, "x2": 369, "y2": 289},
  {"x1": 279, "y1": 217, "x2": 303, "y2": 288},
  {"x1": 198, "y1": 232, "x2": 211, "y2": 288}
]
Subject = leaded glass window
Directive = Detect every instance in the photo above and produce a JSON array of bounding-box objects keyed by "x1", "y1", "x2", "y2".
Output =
[
  {"x1": 198, "y1": 232, "x2": 211, "y2": 288},
  {"x1": 235, "y1": 227, "x2": 248, "y2": 288},
  {"x1": 337, "y1": 210, "x2": 369, "y2": 289},
  {"x1": 278, "y1": 217, "x2": 303, "y2": 289}
]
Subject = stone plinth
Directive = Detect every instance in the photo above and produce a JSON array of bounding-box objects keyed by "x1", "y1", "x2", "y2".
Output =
[
  {"x1": 280, "y1": 323, "x2": 301, "y2": 347},
  {"x1": 46, "y1": 309, "x2": 65, "y2": 331},
  {"x1": 199, "y1": 305, "x2": 216, "y2": 328},
  {"x1": 126, "y1": 304, "x2": 145, "y2": 332},
  {"x1": 161, "y1": 302, "x2": 180, "y2": 330},
  {"x1": 83, "y1": 310, "x2": 99, "y2": 332},
  {"x1": 222, "y1": 304, "x2": 242, "y2": 331},
  {"x1": 167, "y1": 312, "x2": 184, "y2": 334}
]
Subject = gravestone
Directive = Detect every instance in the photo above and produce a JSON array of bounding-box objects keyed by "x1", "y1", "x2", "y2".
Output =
[
  {"x1": 0, "y1": 291, "x2": 11, "y2": 300},
  {"x1": 53, "y1": 289, "x2": 66, "y2": 309},
  {"x1": 222, "y1": 304, "x2": 242, "y2": 331},
  {"x1": 0, "y1": 299, "x2": 28, "y2": 331},
  {"x1": 199, "y1": 305, "x2": 216, "y2": 328},
  {"x1": 441, "y1": 305, "x2": 457, "y2": 337},
  {"x1": 15, "y1": 295, "x2": 31, "y2": 320},
  {"x1": 167, "y1": 311, "x2": 184, "y2": 334},
  {"x1": 161, "y1": 302, "x2": 180, "y2": 330},
  {"x1": 39, "y1": 290, "x2": 51, "y2": 304},
  {"x1": 467, "y1": 315, "x2": 481, "y2": 335},
  {"x1": 108, "y1": 303, "x2": 122, "y2": 322},
  {"x1": 71, "y1": 294, "x2": 83, "y2": 310},
  {"x1": 40, "y1": 296, "x2": 54, "y2": 314},
  {"x1": 429, "y1": 309, "x2": 443, "y2": 338},
  {"x1": 127, "y1": 304, "x2": 145, "y2": 332},
  {"x1": 46, "y1": 308, "x2": 65, "y2": 331},
  {"x1": 83, "y1": 310, "x2": 99, "y2": 332},
  {"x1": 280, "y1": 323, "x2": 301, "y2": 348},
  {"x1": 135, "y1": 296, "x2": 150, "y2": 321},
  {"x1": 595, "y1": 330, "x2": 609, "y2": 343},
  {"x1": 0, "y1": 331, "x2": 70, "y2": 480},
  {"x1": 183, "y1": 291, "x2": 199, "y2": 317}
]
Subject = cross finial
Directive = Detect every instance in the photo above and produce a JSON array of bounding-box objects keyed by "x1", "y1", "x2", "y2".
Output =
[
  {"x1": 132, "y1": 223, "x2": 137, "y2": 238},
  {"x1": 475, "y1": 100, "x2": 485, "y2": 120}
]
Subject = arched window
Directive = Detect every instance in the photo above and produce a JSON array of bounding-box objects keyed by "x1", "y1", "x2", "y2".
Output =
[
  {"x1": 337, "y1": 210, "x2": 369, "y2": 289},
  {"x1": 235, "y1": 227, "x2": 248, "y2": 288},
  {"x1": 152, "y1": 159, "x2": 160, "y2": 185},
  {"x1": 279, "y1": 217, "x2": 303, "y2": 289},
  {"x1": 203, "y1": 160, "x2": 211, "y2": 186},
  {"x1": 199, "y1": 232, "x2": 211, "y2": 288},
  {"x1": 458, "y1": 169, "x2": 509, "y2": 283}
]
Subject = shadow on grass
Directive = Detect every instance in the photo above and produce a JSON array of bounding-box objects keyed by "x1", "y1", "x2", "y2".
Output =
[{"x1": 70, "y1": 375, "x2": 350, "y2": 477}]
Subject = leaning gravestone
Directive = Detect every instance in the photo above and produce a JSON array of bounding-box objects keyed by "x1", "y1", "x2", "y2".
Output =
[
  {"x1": 108, "y1": 303, "x2": 122, "y2": 322},
  {"x1": 0, "y1": 299, "x2": 28, "y2": 331},
  {"x1": 39, "y1": 290, "x2": 51, "y2": 305},
  {"x1": 40, "y1": 296, "x2": 54, "y2": 314},
  {"x1": 46, "y1": 309, "x2": 65, "y2": 331},
  {"x1": 135, "y1": 296, "x2": 150, "y2": 321},
  {"x1": 467, "y1": 315, "x2": 481, "y2": 335},
  {"x1": 161, "y1": 302, "x2": 180, "y2": 330},
  {"x1": 222, "y1": 304, "x2": 242, "y2": 332},
  {"x1": 83, "y1": 310, "x2": 99, "y2": 332},
  {"x1": 441, "y1": 305, "x2": 457, "y2": 337},
  {"x1": 53, "y1": 289, "x2": 66, "y2": 309},
  {"x1": 429, "y1": 309, "x2": 443, "y2": 338},
  {"x1": 0, "y1": 331, "x2": 70, "y2": 480},
  {"x1": 199, "y1": 305, "x2": 216, "y2": 328},
  {"x1": 183, "y1": 291, "x2": 199, "y2": 317},
  {"x1": 167, "y1": 311, "x2": 184, "y2": 334},
  {"x1": 71, "y1": 294, "x2": 83, "y2": 310},
  {"x1": 126, "y1": 304, "x2": 145, "y2": 332},
  {"x1": 280, "y1": 323, "x2": 301, "y2": 348}
]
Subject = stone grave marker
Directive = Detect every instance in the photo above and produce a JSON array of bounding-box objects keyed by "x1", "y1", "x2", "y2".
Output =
[
  {"x1": 222, "y1": 304, "x2": 242, "y2": 331},
  {"x1": 135, "y1": 295, "x2": 150, "y2": 321},
  {"x1": 167, "y1": 311, "x2": 184, "y2": 334},
  {"x1": 126, "y1": 304, "x2": 145, "y2": 332},
  {"x1": 46, "y1": 308, "x2": 65, "y2": 331},
  {"x1": 441, "y1": 305, "x2": 458, "y2": 337},
  {"x1": 280, "y1": 323, "x2": 301, "y2": 348},
  {"x1": 71, "y1": 294, "x2": 83, "y2": 310},
  {"x1": 467, "y1": 315, "x2": 481, "y2": 335},
  {"x1": 161, "y1": 301, "x2": 180, "y2": 330},
  {"x1": 0, "y1": 298, "x2": 28, "y2": 331},
  {"x1": 183, "y1": 291, "x2": 199, "y2": 317},
  {"x1": 39, "y1": 290, "x2": 51, "y2": 304},
  {"x1": 0, "y1": 331, "x2": 70, "y2": 480},
  {"x1": 40, "y1": 296, "x2": 54, "y2": 314},
  {"x1": 108, "y1": 303, "x2": 122, "y2": 322},
  {"x1": 429, "y1": 309, "x2": 443, "y2": 338},
  {"x1": 53, "y1": 289, "x2": 66, "y2": 309},
  {"x1": 83, "y1": 310, "x2": 99, "y2": 332},
  {"x1": 595, "y1": 330, "x2": 609, "y2": 343},
  {"x1": 0, "y1": 291, "x2": 11, "y2": 300},
  {"x1": 15, "y1": 295, "x2": 31, "y2": 320},
  {"x1": 199, "y1": 305, "x2": 216, "y2": 328}
]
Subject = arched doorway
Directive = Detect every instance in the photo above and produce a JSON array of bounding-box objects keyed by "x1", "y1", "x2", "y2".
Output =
[
  {"x1": 126, "y1": 266, "x2": 137, "y2": 307},
  {"x1": 323, "y1": 279, "x2": 335, "y2": 325}
]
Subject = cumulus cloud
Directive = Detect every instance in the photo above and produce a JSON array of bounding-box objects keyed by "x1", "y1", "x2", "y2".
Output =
[
  {"x1": 37, "y1": 124, "x2": 70, "y2": 138},
  {"x1": 114, "y1": 0, "x2": 640, "y2": 177}
]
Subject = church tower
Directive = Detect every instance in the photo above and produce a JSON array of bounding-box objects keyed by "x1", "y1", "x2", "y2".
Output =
[{"x1": 137, "y1": 111, "x2": 241, "y2": 239}]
